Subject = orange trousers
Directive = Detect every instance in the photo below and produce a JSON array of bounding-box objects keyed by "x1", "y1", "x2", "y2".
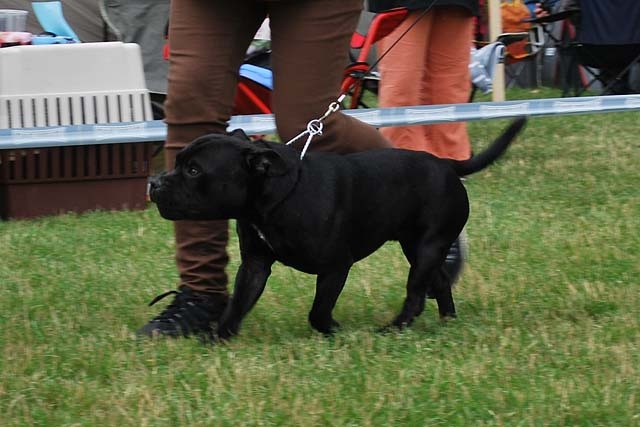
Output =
[{"x1": 377, "y1": 6, "x2": 474, "y2": 160}]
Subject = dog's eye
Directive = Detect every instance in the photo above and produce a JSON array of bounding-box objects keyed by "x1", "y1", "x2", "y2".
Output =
[{"x1": 187, "y1": 166, "x2": 200, "y2": 177}]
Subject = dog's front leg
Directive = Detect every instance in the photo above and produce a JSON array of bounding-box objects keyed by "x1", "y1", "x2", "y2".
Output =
[
  {"x1": 217, "y1": 256, "x2": 274, "y2": 340},
  {"x1": 308, "y1": 265, "x2": 352, "y2": 335}
]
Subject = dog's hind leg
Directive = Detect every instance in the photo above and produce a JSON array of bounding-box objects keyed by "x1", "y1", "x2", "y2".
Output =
[
  {"x1": 390, "y1": 264, "x2": 428, "y2": 328},
  {"x1": 308, "y1": 265, "x2": 352, "y2": 335},
  {"x1": 431, "y1": 273, "x2": 456, "y2": 320},
  {"x1": 392, "y1": 235, "x2": 455, "y2": 328}
]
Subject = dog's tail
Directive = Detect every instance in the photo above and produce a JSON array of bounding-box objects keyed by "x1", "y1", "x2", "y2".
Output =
[{"x1": 449, "y1": 116, "x2": 527, "y2": 177}]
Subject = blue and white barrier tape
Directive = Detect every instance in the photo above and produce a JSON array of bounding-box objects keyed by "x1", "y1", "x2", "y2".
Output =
[{"x1": 1, "y1": 94, "x2": 639, "y2": 149}]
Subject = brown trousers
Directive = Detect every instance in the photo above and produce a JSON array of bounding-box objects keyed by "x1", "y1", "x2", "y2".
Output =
[{"x1": 164, "y1": 0, "x2": 391, "y2": 294}]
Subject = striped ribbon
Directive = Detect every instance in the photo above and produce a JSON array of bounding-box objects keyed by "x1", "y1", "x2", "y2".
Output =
[{"x1": 1, "y1": 94, "x2": 639, "y2": 149}]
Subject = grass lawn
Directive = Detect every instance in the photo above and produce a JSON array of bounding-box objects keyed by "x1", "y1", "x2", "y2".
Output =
[{"x1": 1, "y1": 88, "x2": 639, "y2": 426}]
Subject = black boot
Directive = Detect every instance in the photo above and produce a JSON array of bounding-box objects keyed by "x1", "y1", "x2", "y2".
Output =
[{"x1": 136, "y1": 286, "x2": 228, "y2": 339}]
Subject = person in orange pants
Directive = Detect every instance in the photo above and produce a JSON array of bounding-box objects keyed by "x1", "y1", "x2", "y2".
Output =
[
  {"x1": 368, "y1": 0, "x2": 479, "y2": 283},
  {"x1": 370, "y1": 0, "x2": 479, "y2": 160}
]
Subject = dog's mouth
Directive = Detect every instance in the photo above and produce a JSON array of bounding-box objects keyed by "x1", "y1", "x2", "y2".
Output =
[
  {"x1": 150, "y1": 193, "x2": 192, "y2": 220},
  {"x1": 148, "y1": 180, "x2": 240, "y2": 221},
  {"x1": 148, "y1": 176, "x2": 211, "y2": 220},
  {"x1": 154, "y1": 200, "x2": 219, "y2": 221},
  {"x1": 154, "y1": 202, "x2": 187, "y2": 221}
]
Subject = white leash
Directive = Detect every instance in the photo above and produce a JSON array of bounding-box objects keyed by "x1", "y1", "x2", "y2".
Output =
[{"x1": 285, "y1": 94, "x2": 346, "y2": 159}]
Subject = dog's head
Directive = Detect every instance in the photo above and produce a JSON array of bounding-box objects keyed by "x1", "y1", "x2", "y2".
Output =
[{"x1": 149, "y1": 130, "x2": 291, "y2": 221}]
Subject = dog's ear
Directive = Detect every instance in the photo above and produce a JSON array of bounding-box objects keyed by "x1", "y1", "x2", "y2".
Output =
[
  {"x1": 228, "y1": 128, "x2": 251, "y2": 142},
  {"x1": 244, "y1": 147, "x2": 289, "y2": 177}
]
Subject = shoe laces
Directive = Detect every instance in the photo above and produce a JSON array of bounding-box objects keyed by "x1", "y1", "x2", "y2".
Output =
[{"x1": 147, "y1": 288, "x2": 217, "y2": 331}]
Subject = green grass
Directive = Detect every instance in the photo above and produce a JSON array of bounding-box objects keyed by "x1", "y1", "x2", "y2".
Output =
[{"x1": 1, "y1": 89, "x2": 639, "y2": 426}]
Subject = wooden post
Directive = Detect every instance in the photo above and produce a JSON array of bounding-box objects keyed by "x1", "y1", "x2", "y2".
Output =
[{"x1": 488, "y1": 0, "x2": 506, "y2": 101}]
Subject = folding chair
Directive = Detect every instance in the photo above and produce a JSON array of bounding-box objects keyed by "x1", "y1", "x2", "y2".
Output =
[
  {"x1": 504, "y1": 26, "x2": 546, "y2": 87},
  {"x1": 235, "y1": 64, "x2": 273, "y2": 115},
  {"x1": 224, "y1": 8, "x2": 410, "y2": 113},
  {"x1": 564, "y1": 0, "x2": 640, "y2": 95},
  {"x1": 340, "y1": 8, "x2": 409, "y2": 109},
  {"x1": 342, "y1": 7, "x2": 505, "y2": 106}
]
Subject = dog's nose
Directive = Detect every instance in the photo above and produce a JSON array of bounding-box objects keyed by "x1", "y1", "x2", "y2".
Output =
[
  {"x1": 149, "y1": 176, "x2": 160, "y2": 191},
  {"x1": 148, "y1": 175, "x2": 166, "y2": 200}
]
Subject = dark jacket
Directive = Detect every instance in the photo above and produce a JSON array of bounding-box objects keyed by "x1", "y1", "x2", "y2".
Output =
[{"x1": 367, "y1": 0, "x2": 479, "y2": 16}]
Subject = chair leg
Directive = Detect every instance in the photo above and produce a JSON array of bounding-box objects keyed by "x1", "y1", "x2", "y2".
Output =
[
  {"x1": 600, "y1": 53, "x2": 640, "y2": 95},
  {"x1": 468, "y1": 86, "x2": 478, "y2": 102},
  {"x1": 505, "y1": 62, "x2": 527, "y2": 88}
]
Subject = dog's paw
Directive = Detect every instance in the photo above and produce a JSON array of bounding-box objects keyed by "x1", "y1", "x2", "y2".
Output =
[
  {"x1": 439, "y1": 312, "x2": 458, "y2": 322},
  {"x1": 391, "y1": 315, "x2": 415, "y2": 329},
  {"x1": 216, "y1": 319, "x2": 240, "y2": 341},
  {"x1": 377, "y1": 324, "x2": 398, "y2": 334},
  {"x1": 310, "y1": 318, "x2": 341, "y2": 336},
  {"x1": 378, "y1": 317, "x2": 412, "y2": 334},
  {"x1": 196, "y1": 330, "x2": 219, "y2": 346},
  {"x1": 326, "y1": 319, "x2": 342, "y2": 336}
]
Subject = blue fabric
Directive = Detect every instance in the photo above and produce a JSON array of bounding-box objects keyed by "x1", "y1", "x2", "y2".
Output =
[
  {"x1": 367, "y1": 0, "x2": 479, "y2": 16},
  {"x1": 578, "y1": 0, "x2": 640, "y2": 45},
  {"x1": 239, "y1": 64, "x2": 273, "y2": 90},
  {"x1": 31, "y1": 35, "x2": 77, "y2": 45},
  {"x1": 32, "y1": 1, "x2": 80, "y2": 42},
  {"x1": 524, "y1": 0, "x2": 559, "y2": 18},
  {"x1": 470, "y1": 42, "x2": 505, "y2": 94}
]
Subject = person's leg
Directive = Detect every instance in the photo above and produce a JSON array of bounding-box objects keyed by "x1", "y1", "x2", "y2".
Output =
[
  {"x1": 377, "y1": 7, "x2": 472, "y2": 160},
  {"x1": 377, "y1": 10, "x2": 434, "y2": 150},
  {"x1": 377, "y1": 8, "x2": 471, "y2": 289},
  {"x1": 268, "y1": 0, "x2": 391, "y2": 153},
  {"x1": 423, "y1": 8, "x2": 475, "y2": 285},
  {"x1": 138, "y1": 0, "x2": 266, "y2": 338},
  {"x1": 163, "y1": 149, "x2": 229, "y2": 297},
  {"x1": 420, "y1": 8, "x2": 475, "y2": 284},
  {"x1": 421, "y1": 6, "x2": 473, "y2": 160},
  {"x1": 164, "y1": 1, "x2": 265, "y2": 141}
]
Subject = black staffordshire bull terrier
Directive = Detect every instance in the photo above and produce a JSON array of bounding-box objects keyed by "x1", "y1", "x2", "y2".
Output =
[{"x1": 149, "y1": 117, "x2": 526, "y2": 339}]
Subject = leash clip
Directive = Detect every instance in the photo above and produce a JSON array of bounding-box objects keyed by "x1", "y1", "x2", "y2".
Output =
[
  {"x1": 320, "y1": 96, "x2": 344, "y2": 120},
  {"x1": 285, "y1": 94, "x2": 345, "y2": 159},
  {"x1": 286, "y1": 119, "x2": 324, "y2": 160}
]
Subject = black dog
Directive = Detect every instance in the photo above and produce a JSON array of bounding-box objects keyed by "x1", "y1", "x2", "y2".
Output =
[{"x1": 150, "y1": 117, "x2": 526, "y2": 339}]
